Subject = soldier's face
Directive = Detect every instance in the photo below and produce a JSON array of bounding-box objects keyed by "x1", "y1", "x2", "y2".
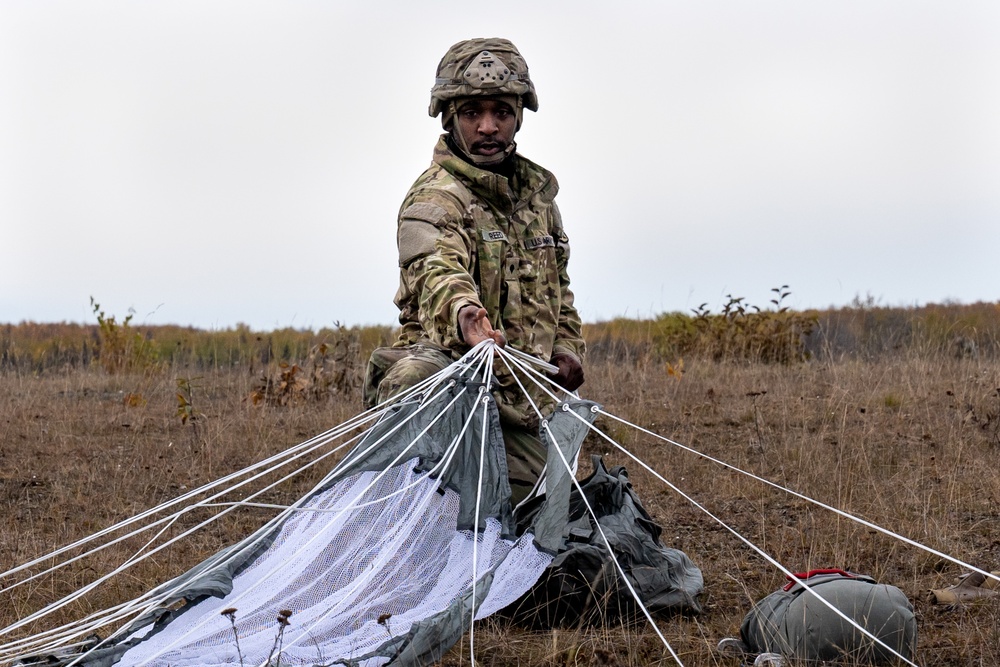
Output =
[{"x1": 454, "y1": 99, "x2": 517, "y2": 158}]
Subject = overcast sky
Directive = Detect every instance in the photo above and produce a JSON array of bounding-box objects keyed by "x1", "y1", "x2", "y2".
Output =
[{"x1": 2, "y1": 1, "x2": 997, "y2": 331}]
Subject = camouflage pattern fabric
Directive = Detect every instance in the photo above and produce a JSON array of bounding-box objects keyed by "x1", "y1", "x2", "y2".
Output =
[
  {"x1": 369, "y1": 344, "x2": 453, "y2": 407},
  {"x1": 388, "y1": 135, "x2": 585, "y2": 430},
  {"x1": 429, "y1": 38, "x2": 538, "y2": 118}
]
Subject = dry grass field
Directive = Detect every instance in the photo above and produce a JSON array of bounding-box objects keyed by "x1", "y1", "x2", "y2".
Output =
[{"x1": 2, "y1": 309, "x2": 999, "y2": 665}]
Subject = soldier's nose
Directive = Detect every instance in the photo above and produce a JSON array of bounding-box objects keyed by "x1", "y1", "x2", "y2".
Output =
[{"x1": 479, "y1": 116, "x2": 499, "y2": 134}]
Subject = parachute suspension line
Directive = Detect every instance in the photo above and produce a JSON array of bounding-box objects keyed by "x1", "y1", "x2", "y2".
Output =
[
  {"x1": 494, "y1": 347, "x2": 565, "y2": 406},
  {"x1": 1, "y1": 345, "x2": 479, "y2": 592},
  {"x1": 493, "y1": 354, "x2": 545, "y2": 419},
  {"x1": 0, "y1": 405, "x2": 423, "y2": 658},
  {"x1": 2, "y1": 347, "x2": 499, "y2": 664},
  {"x1": 233, "y1": 384, "x2": 487, "y2": 517},
  {"x1": 363, "y1": 340, "x2": 489, "y2": 412},
  {"x1": 502, "y1": 346, "x2": 560, "y2": 374},
  {"x1": 493, "y1": 347, "x2": 581, "y2": 505},
  {"x1": 1, "y1": 492, "x2": 289, "y2": 655},
  {"x1": 567, "y1": 409, "x2": 922, "y2": 667},
  {"x1": 0, "y1": 431, "x2": 340, "y2": 598},
  {"x1": 542, "y1": 417, "x2": 686, "y2": 667},
  {"x1": 494, "y1": 345, "x2": 579, "y2": 404},
  {"x1": 491, "y1": 350, "x2": 553, "y2": 506},
  {"x1": 329, "y1": 340, "x2": 491, "y2": 478},
  {"x1": 453, "y1": 348, "x2": 493, "y2": 667},
  {"x1": 4, "y1": 369, "x2": 484, "y2": 663},
  {"x1": 135, "y1": 350, "x2": 500, "y2": 666},
  {"x1": 333, "y1": 383, "x2": 456, "y2": 473},
  {"x1": 0, "y1": 597, "x2": 148, "y2": 663},
  {"x1": 331, "y1": 379, "x2": 485, "y2": 514},
  {"x1": 112, "y1": 379, "x2": 488, "y2": 667},
  {"x1": 596, "y1": 408, "x2": 1000, "y2": 588},
  {"x1": 283, "y1": 396, "x2": 487, "y2": 659},
  {"x1": 148, "y1": 458, "x2": 455, "y2": 667},
  {"x1": 280, "y1": 359, "x2": 497, "y2": 659},
  {"x1": 0, "y1": 385, "x2": 430, "y2": 604},
  {"x1": 25, "y1": 498, "x2": 250, "y2": 654},
  {"x1": 0, "y1": 406, "x2": 382, "y2": 589},
  {"x1": 2, "y1": 431, "x2": 381, "y2": 664},
  {"x1": 469, "y1": 387, "x2": 492, "y2": 667}
]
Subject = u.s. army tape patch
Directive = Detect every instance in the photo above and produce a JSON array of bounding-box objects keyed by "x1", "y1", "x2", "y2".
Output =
[{"x1": 524, "y1": 235, "x2": 555, "y2": 249}]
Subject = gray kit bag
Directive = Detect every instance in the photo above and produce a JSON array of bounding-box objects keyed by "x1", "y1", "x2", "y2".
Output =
[{"x1": 740, "y1": 569, "x2": 917, "y2": 664}]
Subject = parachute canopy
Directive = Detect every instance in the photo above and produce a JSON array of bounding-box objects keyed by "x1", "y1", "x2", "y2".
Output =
[{"x1": 4, "y1": 343, "x2": 703, "y2": 667}]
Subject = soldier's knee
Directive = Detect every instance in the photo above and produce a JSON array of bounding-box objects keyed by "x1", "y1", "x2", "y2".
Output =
[{"x1": 376, "y1": 349, "x2": 452, "y2": 404}]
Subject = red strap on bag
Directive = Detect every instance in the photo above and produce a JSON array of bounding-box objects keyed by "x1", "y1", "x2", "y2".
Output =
[{"x1": 783, "y1": 568, "x2": 856, "y2": 591}]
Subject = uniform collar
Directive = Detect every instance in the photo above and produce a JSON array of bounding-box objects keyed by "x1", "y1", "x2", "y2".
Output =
[{"x1": 432, "y1": 135, "x2": 557, "y2": 214}]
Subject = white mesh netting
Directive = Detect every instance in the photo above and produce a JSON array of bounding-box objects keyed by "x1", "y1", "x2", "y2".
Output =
[{"x1": 116, "y1": 460, "x2": 551, "y2": 667}]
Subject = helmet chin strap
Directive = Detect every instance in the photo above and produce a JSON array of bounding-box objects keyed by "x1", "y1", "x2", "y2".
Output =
[{"x1": 453, "y1": 132, "x2": 516, "y2": 167}]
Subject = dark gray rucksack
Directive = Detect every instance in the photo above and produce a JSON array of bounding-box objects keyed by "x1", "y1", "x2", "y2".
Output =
[
  {"x1": 739, "y1": 569, "x2": 917, "y2": 664},
  {"x1": 504, "y1": 456, "x2": 704, "y2": 627}
]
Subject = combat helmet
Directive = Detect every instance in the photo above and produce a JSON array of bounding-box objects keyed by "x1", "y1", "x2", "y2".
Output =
[{"x1": 429, "y1": 38, "x2": 538, "y2": 121}]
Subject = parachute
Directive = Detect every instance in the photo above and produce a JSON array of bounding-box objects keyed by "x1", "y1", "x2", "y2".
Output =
[
  {"x1": 0, "y1": 343, "x2": 701, "y2": 667},
  {"x1": 1, "y1": 342, "x2": 997, "y2": 666}
]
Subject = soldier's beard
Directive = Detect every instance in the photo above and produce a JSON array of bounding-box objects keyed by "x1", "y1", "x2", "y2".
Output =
[{"x1": 451, "y1": 129, "x2": 516, "y2": 167}]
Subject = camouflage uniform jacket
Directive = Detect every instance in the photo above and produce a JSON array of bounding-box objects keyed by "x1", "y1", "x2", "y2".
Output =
[{"x1": 392, "y1": 136, "x2": 585, "y2": 425}]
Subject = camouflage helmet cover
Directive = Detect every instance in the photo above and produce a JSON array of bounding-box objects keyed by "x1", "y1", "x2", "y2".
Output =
[{"x1": 429, "y1": 38, "x2": 538, "y2": 118}]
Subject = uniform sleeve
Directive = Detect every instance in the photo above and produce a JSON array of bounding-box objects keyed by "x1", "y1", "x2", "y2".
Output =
[
  {"x1": 550, "y1": 202, "x2": 586, "y2": 362},
  {"x1": 397, "y1": 197, "x2": 483, "y2": 351}
]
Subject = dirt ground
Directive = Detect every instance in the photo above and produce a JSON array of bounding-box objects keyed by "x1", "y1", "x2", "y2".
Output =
[{"x1": 2, "y1": 352, "x2": 998, "y2": 665}]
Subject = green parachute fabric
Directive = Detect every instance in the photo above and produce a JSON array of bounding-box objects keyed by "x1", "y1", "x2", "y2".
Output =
[
  {"x1": 18, "y1": 352, "x2": 703, "y2": 667},
  {"x1": 507, "y1": 456, "x2": 704, "y2": 628}
]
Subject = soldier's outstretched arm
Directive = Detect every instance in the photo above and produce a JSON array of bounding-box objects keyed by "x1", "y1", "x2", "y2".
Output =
[{"x1": 397, "y1": 198, "x2": 483, "y2": 351}]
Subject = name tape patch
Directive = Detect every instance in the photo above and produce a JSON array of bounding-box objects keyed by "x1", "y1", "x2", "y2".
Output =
[
  {"x1": 524, "y1": 235, "x2": 555, "y2": 250},
  {"x1": 481, "y1": 229, "x2": 508, "y2": 242}
]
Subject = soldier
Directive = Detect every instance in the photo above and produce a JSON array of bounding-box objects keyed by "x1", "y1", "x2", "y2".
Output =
[{"x1": 364, "y1": 38, "x2": 586, "y2": 503}]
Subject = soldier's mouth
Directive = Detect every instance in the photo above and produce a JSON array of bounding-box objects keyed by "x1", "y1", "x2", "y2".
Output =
[{"x1": 473, "y1": 142, "x2": 505, "y2": 155}]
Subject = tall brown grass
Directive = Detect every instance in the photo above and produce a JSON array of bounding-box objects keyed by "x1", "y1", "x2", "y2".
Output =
[
  {"x1": 1, "y1": 300, "x2": 998, "y2": 665},
  {"x1": 3, "y1": 297, "x2": 998, "y2": 376}
]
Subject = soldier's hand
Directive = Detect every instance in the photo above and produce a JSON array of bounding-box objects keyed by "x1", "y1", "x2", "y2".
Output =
[
  {"x1": 458, "y1": 306, "x2": 506, "y2": 348},
  {"x1": 551, "y1": 353, "x2": 584, "y2": 391}
]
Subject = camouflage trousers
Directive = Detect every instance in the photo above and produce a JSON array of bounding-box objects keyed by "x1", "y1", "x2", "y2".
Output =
[{"x1": 363, "y1": 344, "x2": 546, "y2": 505}]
